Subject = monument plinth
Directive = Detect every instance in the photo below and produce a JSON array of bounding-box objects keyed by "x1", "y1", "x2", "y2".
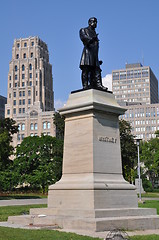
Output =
[
  {"x1": 48, "y1": 89, "x2": 137, "y2": 210},
  {"x1": 8, "y1": 89, "x2": 159, "y2": 232}
]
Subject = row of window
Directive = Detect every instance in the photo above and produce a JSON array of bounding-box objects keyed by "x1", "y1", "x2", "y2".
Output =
[
  {"x1": 17, "y1": 41, "x2": 34, "y2": 48},
  {"x1": 7, "y1": 107, "x2": 25, "y2": 115},
  {"x1": 16, "y1": 52, "x2": 33, "y2": 59},
  {"x1": 18, "y1": 122, "x2": 51, "y2": 131},
  {"x1": 15, "y1": 73, "x2": 32, "y2": 80},
  {"x1": 15, "y1": 64, "x2": 32, "y2": 72},
  {"x1": 9, "y1": 81, "x2": 33, "y2": 88}
]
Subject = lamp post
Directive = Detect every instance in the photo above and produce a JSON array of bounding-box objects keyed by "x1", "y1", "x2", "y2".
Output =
[{"x1": 136, "y1": 138, "x2": 142, "y2": 202}]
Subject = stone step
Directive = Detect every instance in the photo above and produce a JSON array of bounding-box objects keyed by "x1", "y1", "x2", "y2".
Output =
[
  {"x1": 30, "y1": 207, "x2": 157, "y2": 218},
  {"x1": 8, "y1": 213, "x2": 159, "y2": 231}
]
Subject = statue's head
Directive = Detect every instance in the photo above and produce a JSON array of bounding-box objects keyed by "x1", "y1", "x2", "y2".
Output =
[{"x1": 88, "y1": 17, "x2": 97, "y2": 29}]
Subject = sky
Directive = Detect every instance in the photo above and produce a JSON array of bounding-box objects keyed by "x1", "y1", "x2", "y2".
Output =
[{"x1": 1, "y1": 0, "x2": 159, "y2": 109}]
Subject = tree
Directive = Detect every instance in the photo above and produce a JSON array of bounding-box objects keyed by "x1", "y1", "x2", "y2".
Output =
[
  {"x1": 13, "y1": 135, "x2": 63, "y2": 193},
  {"x1": 119, "y1": 119, "x2": 137, "y2": 183},
  {"x1": 0, "y1": 118, "x2": 18, "y2": 191},
  {"x1": 140, "y1": 138, "x2": 159, "y2": 189},
  {"x1": 53, "y1": 112, "x2": 65, "y2": 140},
  {"x1": 0, "y1": 118, "x2": 18, "y2": 169}
]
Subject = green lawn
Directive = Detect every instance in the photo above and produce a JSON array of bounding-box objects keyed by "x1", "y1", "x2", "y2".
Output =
[
  {"x1": 0, "y1": 204, "x2": 47, "y2": 222},
  {"x1": 141, "y1": 192, "x2": 159, "y2": 198},
  {"x1": 0, "y1": 193, "x2": 47, "y2": 200},
  {"x1": 0, "y1": 227, "x2": 100, "y2": 240},
  {"x1": 131, "y1": 236, "x2": 159, "y2": 240},
  {"x1": 139, "y1": 200, "x2": 159, "y2": 214}
]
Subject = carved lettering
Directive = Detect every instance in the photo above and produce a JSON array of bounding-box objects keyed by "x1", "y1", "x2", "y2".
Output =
[{"x1": 98, "y1": 136, "x2": 117, "y2": 143}]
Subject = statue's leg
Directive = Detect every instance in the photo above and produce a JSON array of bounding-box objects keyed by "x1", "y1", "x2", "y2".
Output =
[
  {"x1": 81, "y1": 68, "x2": 89, "y2": 89},
  {"x1": 95, "y1": 68, "x2": 108, "y2": 91}
]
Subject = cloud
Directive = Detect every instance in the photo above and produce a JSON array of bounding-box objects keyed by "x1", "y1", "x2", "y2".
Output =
[
  {"x1": 54, "y1": 99, "x2": 66, "y2": 110},
  {"x1": 102, "y1": 74, "x2": 112, "y2": 91}
]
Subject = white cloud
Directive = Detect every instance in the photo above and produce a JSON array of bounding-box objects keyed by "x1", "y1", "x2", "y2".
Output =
[
  {"x1": 102, "y1": 74, "x2": 112, "y2": 91},
  {"x1": 54, "y1": 99, "x2": 66, "y2": 110}
]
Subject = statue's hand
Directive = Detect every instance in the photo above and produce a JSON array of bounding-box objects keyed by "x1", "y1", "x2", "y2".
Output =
[{"x1": 99, "y1": 60, "x2": 103, "y2": 65}]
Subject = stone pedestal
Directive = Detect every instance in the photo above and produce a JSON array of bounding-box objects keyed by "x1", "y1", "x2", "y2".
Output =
[
  {"x1": 48, "y1": 89, "x2": 137, "y2": 210},
  {"x1": 8, "y1": 89, "x2": 159, "y2": 231}
]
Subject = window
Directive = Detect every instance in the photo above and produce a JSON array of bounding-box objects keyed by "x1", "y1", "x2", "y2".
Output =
[
  {"x1": 43, "y1": 122, "x2": 46, "y2": 129},
  {"x1": 36, "y1": 91, "x2": 38, "y2": 96},
  {"x1": 22, "y1": 124, "x2": 25, "y2": 131},
  {"x1": 19, "y1": 108, "x2": 21, "y2": 114},
  {"x1": 15, "y1": 75, "x2": 17, "y2": 80},
  {"x1": 23, "y1": 91, "x2": 25, "y2": 96},
  {"x1": 19, "y1": 99, "x2": 22, "y2": 105},
  {"x1": 7, "y1": 109, "x2": 10, "y2": 115},
  {"x1": 31, "y1": 41, "x2": 34, "y2": 46},
  {"x1": 30, "y1": 123, "x2": 34, "y2": 130},
  {"x1": 22, "y1": 65, "x2": 25, "y2": 71},
  {"x1": 47, "y1": 122, "x2": 51, "y2": 129},
  {"x1": 15, "y1": 83, "x2": 17, "y2": 87},
  {"x1": 28, "y1": 90, "x2": 31, "y2": 96},
  {"x1": 30, "y1": 73, "x2": 32, "y2": 79},
  {"x1": 9, "y1": 93, "x2": 11, "y2": 98},
  {"x1": 18, "y1": 124, "x2": 21, "y2": 131},
  {"x1": 17, "y1": 43, "x2": 20, "y2": 48},
  {"x1": 22, "y1": 99, "x2": 25, "y2": 105},
  {"x1": 9, "y1": 83, "x2": 11, "y2": 88},
  {"x1": 21, "y1": 134, "x2": 25, "y2": 140},
  {"x1": 31, "y1": 52, "x2": 33, "y2": 58},
  {"x1": 13, "y1": 108, "x2": 16, "y2": 114},
  {"x1": 22, "y1": 74, "x2": 25, "y2": 79},
  {"x1": 22, "y1": 82, "x2": 25, "y2": 87},
  {"x1": 23, "y1": 108, "x2": 25, "y2": 113},
  {"x1": 17, "y1": 134, "x2": 20, "y2": 141},
  {"x1": 23, "y1": 53, "x2": 26, "y2": 58},
  {"x1": 13, "y1": 100, "x2": 16, "y2": 106},
  {"x1": 24, "y1": 42, "x2": 27, "y2": 47},
  {"x1": 29, "y1": 64, "x2": 32, "y2": 70},
  {"x1": 29, "y1": 81, "x2": 32, "y2": 86},
  {"x1": 14, "y1": 92, "x2": 16, "y2": 97},
  {"x1": 36, "y1": 81, "x2": 38, "y2": 86},
  {"x1": 34, "y1": 123, "x2": 38, "y2": 130},
  {"x1": 30, "y1": 133, "x2": 34, "y2": 137},
  {"x1": 28, "y1": 99, "x2": 31, "y2": 104},
  {"x1": 19, "y1": 91, "x2": 22, "y2": 97},
  {"x1": 9, "y1": 76, "x2": 11, "y2": 80},
  {"x1": 16, "y1": 54, "x2": 19, "y2": 59},
  {"x1": 15, "y1": 65, "x2": 17, "y2": 71}
]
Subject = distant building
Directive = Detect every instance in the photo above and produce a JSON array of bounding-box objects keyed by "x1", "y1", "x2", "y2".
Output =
[
  {"x1": 112, "y1": 63, "x2": 159, "y2": 141},
  {"x1": 112, "y1": 63, "x2": 158, "y2": 105},
  {"x1": 0, "y1": 95, "x2": 7, "y2": 118},
  {"x1": 5, "y1": 37, "x2": 55, "y2": 147}
]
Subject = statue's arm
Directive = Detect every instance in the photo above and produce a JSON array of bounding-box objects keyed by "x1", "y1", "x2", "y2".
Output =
[{"x1": 80, "y1": 28, "x2": 93, "y2": 46}]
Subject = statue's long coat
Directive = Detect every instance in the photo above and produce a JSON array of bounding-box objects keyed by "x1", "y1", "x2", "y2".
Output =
[{"x1": 79, "y1": 26, "x2": 100, "y2": 68}]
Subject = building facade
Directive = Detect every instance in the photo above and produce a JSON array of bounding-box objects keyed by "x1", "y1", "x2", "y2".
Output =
[
  {"x1": 112, "y1": 63, "x2": 158, "y2": 105},
  {"x1": 5, "y1": 37, "x2": 55, "y2": 147},
  {"x1": 112, "y1": 63, "x2": 159, "y2": 141},
  {"x1": 0, "y1": 95, "x2": 7, "y2": 118}
]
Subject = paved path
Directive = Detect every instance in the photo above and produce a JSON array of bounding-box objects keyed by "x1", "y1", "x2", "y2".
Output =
[{"x1": 0, "y1": 198, "x2": 47, "y2": 206}]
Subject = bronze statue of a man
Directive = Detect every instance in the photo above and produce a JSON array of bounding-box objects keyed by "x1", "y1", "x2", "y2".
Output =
[{"x1": 79, "y1": 17, "x2": 107, "y2": 91}]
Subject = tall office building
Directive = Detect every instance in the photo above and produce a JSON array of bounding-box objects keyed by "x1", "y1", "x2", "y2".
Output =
[
  {"x1": 0, "y1": 95, "x2": 7, "y2": 118},
  {"x1": 112, "y1": 63, "x2": 158, "y2": 105},
  {"x1": 112, "y1": 63, "x2": 159, "y2": 141},
  {"x1": 5, "y1": 37, "x2": 55, "y2": 147}
]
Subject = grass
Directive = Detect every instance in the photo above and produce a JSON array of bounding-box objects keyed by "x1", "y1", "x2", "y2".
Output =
[
  {"x1": 141, "y1": 192, "x2": 159, "y2": 198},
  {"x1": 0, "y1": 193, "x2": 47, "y2": 200},
  {"x1": 0, "y1": 227, "x2": 100, "y2": 240},
  {"x1": 131, "y1": 236, "x2": 159, "y2": 240},
  {"x1": 0, "y1": 204, "x2": 47, "y2": 221},
  {"x1": 139, "y1": 200, "x2": 159, "y2": 214}
]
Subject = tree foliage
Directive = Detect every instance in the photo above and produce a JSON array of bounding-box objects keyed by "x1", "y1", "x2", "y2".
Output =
[
  {"x1": 0, "y1": 118, "x2": 18, "y2": 169},
  {"x1": 53, "y1": 112, "x2": 65, "y2": 140},
  {"x1": 119, "y1": 119, "x2": 137, "y2": 183},
  {"x1": 140, "y1": 138, "x2": 159, "y2": 189},
  {"x1": 13, "y1": 135, "x2": 63, "y2": 193}
]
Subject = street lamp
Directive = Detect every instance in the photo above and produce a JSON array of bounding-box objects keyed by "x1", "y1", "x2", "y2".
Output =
[{"x1": 136, "y1": 138, "x2": 142, "y2": 202}]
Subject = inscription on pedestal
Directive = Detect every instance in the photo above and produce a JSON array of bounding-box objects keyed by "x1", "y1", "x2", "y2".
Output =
[{"x1": 98, "y1": 136, "x2": 117, "y2": 143}]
